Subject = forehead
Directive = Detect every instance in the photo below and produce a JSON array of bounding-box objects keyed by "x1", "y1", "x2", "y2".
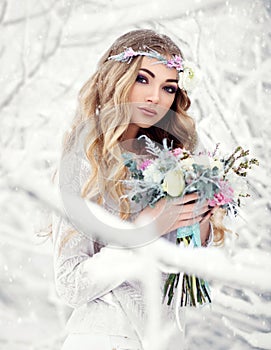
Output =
[{"x1": 140, "y1": 56, "x2": 178, "y2": 80}]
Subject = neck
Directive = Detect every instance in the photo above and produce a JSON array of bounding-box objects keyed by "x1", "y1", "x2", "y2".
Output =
[
  {"x1": 121, "y1": 125, "x2": 146, "y2": 154},
  {"x1": 122, "y1": 123, "x2": 139, "y2": 141}
]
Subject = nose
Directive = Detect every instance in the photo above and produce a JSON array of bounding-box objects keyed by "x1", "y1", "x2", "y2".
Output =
[{"x1": 145, "y1": 89, "x2": 160, "y2": 104}]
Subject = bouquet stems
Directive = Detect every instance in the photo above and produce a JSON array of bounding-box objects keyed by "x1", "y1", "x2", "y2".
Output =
[{"x1": 163, "y1": 234, "x2": 211, "y2": 307}]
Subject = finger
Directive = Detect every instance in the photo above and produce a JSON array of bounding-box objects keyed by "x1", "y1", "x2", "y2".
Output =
[
  {"x1": 163, "y1": 210, "x2": 207, "y2": 233},
  {"x1": 181, "y1": 211, "x2": 210, "y2": 224},
  {"x1": 200, "y1": 211, "x2": 212, "y2": 224},
  {"x1": 174, "y1": 199, "x2": 210, "y2": 215},
  {"x1": 173, "y1": 216, "x2": 203, "y2": 229},
  {"x1": 175, "y1": 203, "x2": 211, "y2": 217},
  {"x1": 176, "y1": 203, "x2": 212, "y2": 222},
  {"x1": 198, "y1": 205, "x2": 212, "y2": 216},
  {"x1": 166, "y1": 209, "x2": 200, "y2": 229},
  {"x1": 171, "y1": 192, "x2": 199, "y2": 205}
]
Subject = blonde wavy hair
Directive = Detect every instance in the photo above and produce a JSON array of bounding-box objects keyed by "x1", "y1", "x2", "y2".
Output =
[{"x1": 61, "y1": 29, "x2": 228, "y2": 245}]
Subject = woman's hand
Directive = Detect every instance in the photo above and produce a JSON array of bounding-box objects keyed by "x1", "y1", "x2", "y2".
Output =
[{"x1": 135, "y1": 192, "x2": 214, "y2": 237}]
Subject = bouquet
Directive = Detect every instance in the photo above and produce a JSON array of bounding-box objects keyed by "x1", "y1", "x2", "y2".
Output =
[{"x1": 123, "y1": 135, "x2": 259, "y2": 307}]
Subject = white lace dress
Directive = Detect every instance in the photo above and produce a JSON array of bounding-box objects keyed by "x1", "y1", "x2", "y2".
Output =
[
  {"x1": 52, "y1": 150, "x2": 212, "y2": 350},
  {"x1": 53, "y1": 214, "x2": 189, "y2": 349}
]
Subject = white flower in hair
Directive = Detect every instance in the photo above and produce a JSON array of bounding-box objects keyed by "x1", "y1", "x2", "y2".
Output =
[{"x1": 178, "y1": 62, "x2": 202, "y2": 92}]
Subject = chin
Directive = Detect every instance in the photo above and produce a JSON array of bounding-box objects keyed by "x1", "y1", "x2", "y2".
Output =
[
  {"x1": 131, "y1": 117, "x2": 163, "y2": 129},
  {"x1": 134, "y1": 122, "x2": 154, "y2": 129}
]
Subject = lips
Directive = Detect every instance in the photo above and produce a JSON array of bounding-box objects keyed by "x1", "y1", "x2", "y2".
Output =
[{"x1": 137, "y1": 106, "x2": 158, "y2": 117}]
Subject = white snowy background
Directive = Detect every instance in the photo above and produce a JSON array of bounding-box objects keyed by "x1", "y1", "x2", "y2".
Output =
[{"x1": 0, "y1": 0, "x2": 271, "y2": 349}]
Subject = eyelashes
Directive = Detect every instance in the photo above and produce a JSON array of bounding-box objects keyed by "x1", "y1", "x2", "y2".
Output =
[
  {"x1": 136, "y1": 74, "x2": 148, "y2": 84},
  {"x1": 135, "y1": 74, "x2": 177, "y2": 94},
  {"x1": 164, "y1": 86, "x2": 177, "y2": 94}
]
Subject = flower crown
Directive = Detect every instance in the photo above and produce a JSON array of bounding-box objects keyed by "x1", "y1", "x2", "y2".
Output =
[{"x1": 108, "y1": 47, "x2": 201, "y2": 92}]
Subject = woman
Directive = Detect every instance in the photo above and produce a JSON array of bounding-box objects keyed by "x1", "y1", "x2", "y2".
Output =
[{"x1": 53, "y1": 29, "x2": 225, "y2": 350}]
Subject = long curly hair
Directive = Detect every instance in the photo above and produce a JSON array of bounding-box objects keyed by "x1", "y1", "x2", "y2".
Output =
[{"x1": 61, "y1": 29, "x2": 227, "y2": 245}]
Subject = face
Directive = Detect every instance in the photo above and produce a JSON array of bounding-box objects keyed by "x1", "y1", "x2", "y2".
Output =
[{"x1": 127, "y1": 56, "x2": 178, "y2": 137}]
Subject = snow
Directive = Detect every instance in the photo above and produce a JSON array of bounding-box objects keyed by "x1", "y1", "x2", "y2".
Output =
[{"x1": 0, "y1": 0, "x2": 270, "y2": 349}]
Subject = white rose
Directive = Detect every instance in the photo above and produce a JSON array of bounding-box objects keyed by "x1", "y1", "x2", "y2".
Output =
[
  {"x1": 181, "y1": 157, "x2": 195, "y2": 171},
  {"x1": 143, "y1": 164, "x2": 164, "y2": 184},
  {"x1": 178, "y1": 62, "x2": 202, "y2": 92},
  {"x1": 162, "y1": 168, "x2": 185, "y2": 197}
]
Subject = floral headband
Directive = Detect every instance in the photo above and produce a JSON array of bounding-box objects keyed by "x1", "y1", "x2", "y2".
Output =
[{"x1": 108, "y1": 47, "x2": 201, "y2": 92}]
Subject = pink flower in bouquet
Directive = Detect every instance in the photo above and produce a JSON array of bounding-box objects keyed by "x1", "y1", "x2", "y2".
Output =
[
  {"x1": 172, "y1": 148, "x2": 183, "y2": 157},
  {"x1": 208, "y1": 180, "x2": 234, "y2": 207},
  {"x1": 139, "y1": 159, "x2": 153, "y2": 171},
  {"x1": 208, "y1": 193, "x2": 229, "y2": 207}
]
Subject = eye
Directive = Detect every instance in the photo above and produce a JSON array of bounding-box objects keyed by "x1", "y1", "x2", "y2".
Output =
[
  {"x1": 136, "y1": 74, "x2": 148, "y2": 84},
  {"x1": 163, "y1": 85, "x2": 177, "y2": 94}
]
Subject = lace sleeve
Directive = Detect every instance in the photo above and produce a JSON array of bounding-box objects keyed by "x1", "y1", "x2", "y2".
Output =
[
  {"x1": 52, "y1": 151, "x2": 141, "y2": 308},
  {"x1": 52, "y1": 213, "x2": 143, "y2": 308}
]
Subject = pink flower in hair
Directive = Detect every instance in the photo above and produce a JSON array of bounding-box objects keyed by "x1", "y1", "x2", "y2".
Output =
[
  {"x1": 173, "y1": 55, "x2": 183, "y2": 69},
  {"x1": 167, "y1": 59, "x2": 175, "y2": 68},
  {"x1": 167, "y1": 55, "x2": 183, "y2": 70},
  {"x1": 139, "y1": 159, "x2": 153, "y2": 171},
  {"x1": 124, "y1": 47, "x2": 137, "y2": 59}
]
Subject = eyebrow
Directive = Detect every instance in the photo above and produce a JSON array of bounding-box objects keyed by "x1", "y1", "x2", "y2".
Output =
[{"x1": 139, "y1": 68, "x2": 178, "y2": 83}]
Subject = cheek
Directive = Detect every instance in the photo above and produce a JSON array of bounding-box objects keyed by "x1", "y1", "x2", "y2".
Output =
[
  {"x1": 162, "y1": 94, "x2": 175, "y2": 110},
  {"x1": 128, "y1": 85, "x2": 140, "y2": 103}
]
